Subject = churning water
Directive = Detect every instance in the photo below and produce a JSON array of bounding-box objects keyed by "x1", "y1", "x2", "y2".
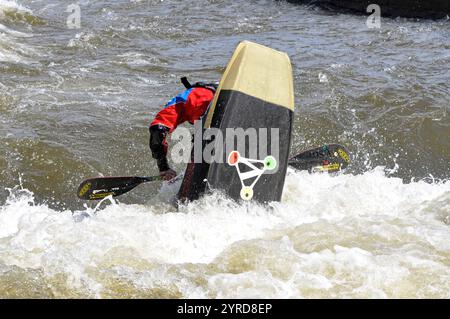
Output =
[{"x1": 0, "y1": 0, "x2": 449, "y2": 298}]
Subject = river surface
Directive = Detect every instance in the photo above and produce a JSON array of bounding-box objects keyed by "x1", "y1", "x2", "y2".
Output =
[{"x1": 0, "y1": 0, "x2": 449, "y2": 298}]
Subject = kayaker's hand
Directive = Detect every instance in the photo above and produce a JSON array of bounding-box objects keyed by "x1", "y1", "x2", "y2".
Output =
[{"x1": 160, "y1": 168, "x2": 177, "y2": 181}]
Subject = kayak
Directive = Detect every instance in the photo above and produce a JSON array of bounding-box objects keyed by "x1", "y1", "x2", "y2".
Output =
[{"x1": 177, "y1": 41, "x2": 295, "y2": 204}]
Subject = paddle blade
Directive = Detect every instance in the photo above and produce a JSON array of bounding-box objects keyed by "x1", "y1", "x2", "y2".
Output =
[
  {"x1": 77, "y1": 176, "x2": 160, "y2": 200},
  {"x1": 289, "y1": 144, "x2": 350, "y2": 173}
]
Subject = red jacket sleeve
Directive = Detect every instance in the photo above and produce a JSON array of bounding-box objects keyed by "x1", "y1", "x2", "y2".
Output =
[
  {"x1": 150, "y1": 89, "x2": 193, "y2": 132},
  {"x1": 182, "y1": 88, "x2": 214, "y2": 124},
  {"x1": 150, "y1": 88, "x2": 214, "y2": 131},
  {"x1": 150, "y1": 103, "x2": 183, "y2": 133}
]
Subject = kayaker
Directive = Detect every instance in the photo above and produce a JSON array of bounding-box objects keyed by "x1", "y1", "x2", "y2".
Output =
[{"x1": 149, "y1": 78, "x2": 218, "y2": 181}]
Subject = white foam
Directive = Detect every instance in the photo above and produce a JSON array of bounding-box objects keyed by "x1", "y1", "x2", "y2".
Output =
[
  {"x1": 0, "y1": 1, "x2": 37, "y2": 64},
  {"x1": 0, "y1": 0, "x2": 30, "y2": 15},
  {"x1": 0, "y1": 168, "x2": 449, "y2": 297}
]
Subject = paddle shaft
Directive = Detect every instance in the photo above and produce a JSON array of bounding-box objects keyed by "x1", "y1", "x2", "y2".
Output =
[{"x1": 77, "y1": 144, "x2": 349, "y2": 200}]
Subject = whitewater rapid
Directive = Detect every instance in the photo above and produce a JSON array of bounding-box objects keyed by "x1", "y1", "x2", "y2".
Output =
[
  {"x1": 1, "y1": 0, "x2": 449, "y2": 299},
  {"x1": 1, "y1": 168, "x2": 449, "y2": 298}
]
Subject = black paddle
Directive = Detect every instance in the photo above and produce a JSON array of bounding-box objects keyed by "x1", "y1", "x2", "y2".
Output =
[
  {"x1": 77, "y1": 144, "x2": 350, "y2": 200},
  {"x1": 288, "y1": 143, "x2": 350, "y2": 173},
  {"x1": 77, "y1": 176, "x2": 161, "y2": 200}
]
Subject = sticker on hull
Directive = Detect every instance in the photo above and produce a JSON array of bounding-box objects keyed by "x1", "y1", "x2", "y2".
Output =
[{"x1": 227, "y1": 151, "x2": 277, "y2": 201}]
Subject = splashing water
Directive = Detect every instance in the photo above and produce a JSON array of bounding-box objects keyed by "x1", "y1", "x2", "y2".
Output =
[
  {"x1": 0, "y1": 168, "x2": 449, "y2": 298},
  {"x1": 0, "y1": 0, "x2": 449, "y2": 299}
]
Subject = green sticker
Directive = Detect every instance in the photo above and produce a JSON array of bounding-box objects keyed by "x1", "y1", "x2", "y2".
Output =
[{"x1": 264, "y1": 156, "x2": 277, "y2": 170}]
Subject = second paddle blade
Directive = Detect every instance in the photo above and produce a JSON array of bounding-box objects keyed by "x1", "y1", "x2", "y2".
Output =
[{"x1": 289, "y1": 144, "x2": 350, "y2": 173}]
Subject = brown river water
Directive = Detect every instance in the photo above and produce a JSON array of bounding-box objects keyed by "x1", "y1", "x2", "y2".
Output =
[{"x1": 0, "y1": 0, "x2": 449, "y2": 298}]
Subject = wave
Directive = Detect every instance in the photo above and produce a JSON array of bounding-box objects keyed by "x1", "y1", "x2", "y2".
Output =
[
  {"x1": 0, "y1": 2, "x2": 42, "y2": 65},
  {"x1": 0, "y1": 167, "x2": 449, "y2": 298},
  {"x1": 0, "y1": 0, "x2": 45, "y2": 26}
]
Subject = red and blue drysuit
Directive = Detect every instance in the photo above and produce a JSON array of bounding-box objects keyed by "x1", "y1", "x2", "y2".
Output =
[{"x1": 149, "y1": 86, "x2": 215, "y2": 172}]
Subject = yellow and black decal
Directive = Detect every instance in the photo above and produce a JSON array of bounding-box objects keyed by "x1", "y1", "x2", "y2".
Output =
[{"x1": 78, "y1": 182, "x2": 91, "y2": 198}]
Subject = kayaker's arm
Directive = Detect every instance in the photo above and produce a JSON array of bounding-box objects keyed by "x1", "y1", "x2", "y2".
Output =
[
  {"x1": 149, "y1": 124, "x2": 170, "y2": 172},
  {"x1": 148, "y1": 86, "x2": 214, "y2": 181}
]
